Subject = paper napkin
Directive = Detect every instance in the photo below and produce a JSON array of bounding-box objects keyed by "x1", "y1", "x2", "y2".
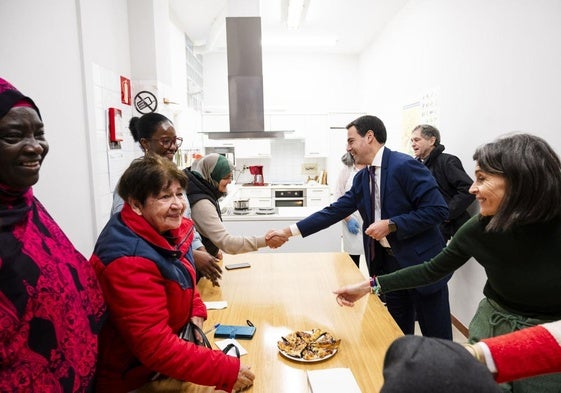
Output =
[
  {"x1": 214, "y1": 339, "x2": 248, "y2": 357},
  {"x1": 307, "y1": 368, "x2": 362, "y2": 393},
  {"x1": 204, "y1": 301, "x2": 228, "y2": 310}
]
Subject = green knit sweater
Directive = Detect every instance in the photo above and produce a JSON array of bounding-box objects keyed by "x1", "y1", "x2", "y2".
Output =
[{"x1": 377, "y1": 215, "x2": 561, "y2": 317}]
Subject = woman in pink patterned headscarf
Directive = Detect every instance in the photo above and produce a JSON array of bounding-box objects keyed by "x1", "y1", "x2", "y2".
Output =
[{"x1": 0, "y1": 77, "x2": 106, "y2": 392}]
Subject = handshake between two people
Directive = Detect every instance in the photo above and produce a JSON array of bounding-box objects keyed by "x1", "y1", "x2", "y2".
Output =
[{"x1": 265, "y1": 227, "x2": 292, "y2": 249}]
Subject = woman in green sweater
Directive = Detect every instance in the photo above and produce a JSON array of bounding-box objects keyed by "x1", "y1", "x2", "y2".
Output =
[{"x1": 334, "y1": 133, "x2": 561, "y2": 393}]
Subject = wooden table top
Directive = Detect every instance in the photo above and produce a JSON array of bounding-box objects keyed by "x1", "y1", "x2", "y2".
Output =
[{"x1": 156, "y1": 252, "x2": 403, "y2": 393}]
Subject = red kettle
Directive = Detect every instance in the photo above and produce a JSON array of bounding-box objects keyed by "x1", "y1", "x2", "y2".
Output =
[{"x1": 248, "y1": 166, "x2": 264, "y2": 186}]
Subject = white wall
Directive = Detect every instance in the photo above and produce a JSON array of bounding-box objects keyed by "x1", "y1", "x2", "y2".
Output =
[
  {"x1": 0, "y1": 0, "x2": 96, "y2": 255},
  {"x1": 357, "y1": 0, "x2": 561, "y2": 325},
  {"x1": 203, "y1": 51, "x2": 361, "y2": 113},
  {"x1": 79, "y1": 0, "x2": 134, "y2": 240},
  {"x1": 1, "y1": 0, "x2": 195, "y2": 255}
]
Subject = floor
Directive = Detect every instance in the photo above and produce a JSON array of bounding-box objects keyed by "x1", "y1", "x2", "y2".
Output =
[{"x1": 356, "y1": 255, "x2": 468, "y2": 343}]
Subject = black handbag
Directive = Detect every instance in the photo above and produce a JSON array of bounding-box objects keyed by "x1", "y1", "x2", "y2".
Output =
[
  {"x1": 180, "y1": 322, "x2": 212, "y2": 348},
  {"x1": 180, "y1": 322, "x2": 240, "y2": 357},
  {"x1": 151, "y1": 322, "x2": 240, "y2": 381}
]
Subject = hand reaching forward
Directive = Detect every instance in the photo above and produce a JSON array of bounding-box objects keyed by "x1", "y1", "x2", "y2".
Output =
[
  {"x1": 265, "y1": 229, "x2": 290, "y2": 249},
  {"x1": 233, "y1": 364, "x2": 255, "y2": 392},
  {"x1": 193, "y1": 249, "x2": 222, "y2": 287},
  {"x1": 333, "y1": 280, "x2": 371, "y2": 307}
]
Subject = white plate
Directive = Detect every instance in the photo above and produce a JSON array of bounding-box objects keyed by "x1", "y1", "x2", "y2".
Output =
[{"x1": 278, "y1": 348, "x2": 337, "y2": 363}]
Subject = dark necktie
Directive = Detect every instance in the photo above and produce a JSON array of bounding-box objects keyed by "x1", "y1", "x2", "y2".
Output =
[{"x1": 369, "y1": 166, "x2": 376, "y2": 259}]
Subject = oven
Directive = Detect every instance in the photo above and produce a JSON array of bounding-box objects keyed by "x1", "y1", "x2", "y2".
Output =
[{"x1": 274, "y1": 189, "x2": 306, "y2": 207}]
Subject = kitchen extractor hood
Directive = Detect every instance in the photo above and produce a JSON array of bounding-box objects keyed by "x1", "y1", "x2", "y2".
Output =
[{"x1": 204, "y1": 16, "x2": 292, "y2": 140}]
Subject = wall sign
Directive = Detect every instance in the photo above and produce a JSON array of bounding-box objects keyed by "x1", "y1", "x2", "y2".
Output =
[
  {"x1": 134, "y1": 90, "x2": 158, "y2": 114},
  {"x1": 120, "y1": 76, "x2": 131, "y2": 105}
]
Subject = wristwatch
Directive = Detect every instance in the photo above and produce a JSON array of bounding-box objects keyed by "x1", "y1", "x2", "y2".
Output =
[{"x1": 388, "y1": 219, "x2": 397, "y2": 233}]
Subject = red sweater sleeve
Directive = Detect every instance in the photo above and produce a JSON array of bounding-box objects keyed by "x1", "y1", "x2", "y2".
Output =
[
  {"x1": 99, "y1": 256, "x2": 239, "y2": 391},
  {"x1": 482, "y1": 322, "x2": 561, "y2": 383}
]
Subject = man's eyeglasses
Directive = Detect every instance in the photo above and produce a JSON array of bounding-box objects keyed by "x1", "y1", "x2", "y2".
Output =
[{"x1": 150, "y1": 136, "x2": 183, "y2": 149}]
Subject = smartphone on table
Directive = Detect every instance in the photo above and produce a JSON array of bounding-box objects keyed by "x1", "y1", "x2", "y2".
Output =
[{"x1": 225, "y1": 262, "x2": 251, "y2": 270}]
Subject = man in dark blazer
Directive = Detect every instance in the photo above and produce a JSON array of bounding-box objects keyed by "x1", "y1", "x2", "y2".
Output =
[
  {"x1": 411, "y1": 124, "x2": 475, "y2": 241},
  {"x1": 268, "y1": 115, "x2": 452, "y2": 339}
]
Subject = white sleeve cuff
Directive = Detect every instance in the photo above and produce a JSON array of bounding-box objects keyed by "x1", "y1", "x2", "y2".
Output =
[
  {"x1": 289, "y1": 224, "x2": 301, "y2": 236},
  {"x1": 476, "y1": 342, "x2": 497, "y2": 374}
]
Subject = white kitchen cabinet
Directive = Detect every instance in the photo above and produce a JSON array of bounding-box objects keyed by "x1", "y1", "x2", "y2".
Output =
[
  {"x1": 304, "y1": 114, "x2": 329, "y2": 157},
  {"x1": 268, "y1": 114, "x2": 306, "y2": 139},
  {"x1": 235, "y1": 139, "x2": 271, "y2": 158},
  {"x1": 306, "y1": 187, "x2": 330, "y2": 207},
  {"x1": 270, "y1": 113, "x2": 331, "y2": 156},
  {"x1": 237, "y1": 186, "x2": 273, "y2": 208}
]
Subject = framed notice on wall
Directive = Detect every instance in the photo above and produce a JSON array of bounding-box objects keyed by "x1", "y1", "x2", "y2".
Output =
[{"x1": 401, "y1": 87, "x2": 441, "y2": 155}]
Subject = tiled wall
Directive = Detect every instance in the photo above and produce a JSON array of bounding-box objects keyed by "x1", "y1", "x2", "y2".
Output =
[
  {"x1": 234, "y1": 139, "x2": 326, "y2": 185},
  {"x1": 91, "y1": 63, "x2": 137, "y2": 234}
]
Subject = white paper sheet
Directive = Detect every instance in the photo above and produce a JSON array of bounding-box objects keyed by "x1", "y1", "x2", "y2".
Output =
[
  {"x1": 204, "y1": 301, "x2": 228, "y2": 310},
  {"x1": 214, "y1": 339, "x2": 248, "y2": 357},
  {"x1": 307, "y1": 368, "x2": 362, "y2": 393}
]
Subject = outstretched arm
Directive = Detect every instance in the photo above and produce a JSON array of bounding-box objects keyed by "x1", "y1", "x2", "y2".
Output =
[{"x1": 333, "y1": 279, "x2": 371, "y2": 307}]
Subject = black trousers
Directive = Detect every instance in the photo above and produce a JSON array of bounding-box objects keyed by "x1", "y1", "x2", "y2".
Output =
[{"x1": 371, "y1": 249, "x2": 453, "y2": 340}]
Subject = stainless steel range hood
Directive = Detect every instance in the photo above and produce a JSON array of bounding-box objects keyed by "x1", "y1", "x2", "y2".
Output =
[{"x1": 205, "y1": 16, "x2": 291, "y2": 139}]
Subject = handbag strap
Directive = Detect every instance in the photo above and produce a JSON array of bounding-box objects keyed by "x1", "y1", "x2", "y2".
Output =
[
  {"x1": 188, "y1": 323, "x2": 212, "y2": 348},
  {"x1": 222, "y1": 342, "x2": 241, "y2": 358},
  {"x1": 181, "y1": 322, "x2": 240, "y2": 357}
]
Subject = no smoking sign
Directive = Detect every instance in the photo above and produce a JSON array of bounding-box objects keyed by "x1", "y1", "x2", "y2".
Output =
[{"x1": 134, "y1": 91, "x2": 158, "y2": 114}]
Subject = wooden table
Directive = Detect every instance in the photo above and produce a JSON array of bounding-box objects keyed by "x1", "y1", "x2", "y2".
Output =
[{"x1": 163, "y1": 252, "x2": 402, "y2": 393}]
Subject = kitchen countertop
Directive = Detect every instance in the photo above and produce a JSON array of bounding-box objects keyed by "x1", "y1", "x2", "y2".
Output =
[
  {"x1": 234, "y1": 183, "x2": 330, "y2": 189},
  {"x1": 222, "y1": 206, "x2": 325, "y2": 221}
]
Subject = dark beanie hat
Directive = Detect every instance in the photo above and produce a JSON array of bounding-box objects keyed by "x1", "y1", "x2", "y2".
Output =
[
  {"x1": 0, "y1": 77, "x2": 42, "y2": 120},
  {"x1": 381, "y1": 336, "x2": 501, "y2": 393}
]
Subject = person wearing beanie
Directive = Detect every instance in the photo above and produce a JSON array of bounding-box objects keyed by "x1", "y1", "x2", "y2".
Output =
[
  {"x1": 184, "y1": 153, "x2": 288, "y2": 257},
  {"x1": 0, "y1": 77, "x2": 106, "y2": 392},
  {"x1": 382, "y1": 320, "x2": 561, "y2": 392},
  {"x1": 380, "y1": 335, "x2": 501, "y2": 393}
]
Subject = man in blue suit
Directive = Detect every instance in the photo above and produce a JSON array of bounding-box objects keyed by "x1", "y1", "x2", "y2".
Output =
[{"x1": 269, "y1": 115, "x2": 452, "y2": 339}]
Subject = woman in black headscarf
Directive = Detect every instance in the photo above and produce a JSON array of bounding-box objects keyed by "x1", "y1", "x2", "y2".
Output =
[{"x1": 185, "y1": 153, "x2": 287, "y2": 257}]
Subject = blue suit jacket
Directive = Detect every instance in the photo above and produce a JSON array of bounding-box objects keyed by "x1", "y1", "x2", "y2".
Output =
[{"x1": 298, "y1": 147, "x2": 450, "y2": 294}]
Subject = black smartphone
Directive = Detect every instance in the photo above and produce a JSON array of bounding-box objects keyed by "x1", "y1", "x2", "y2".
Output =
[{"x1": 225, "y1": 262, "x2": 251, "y2": 270}]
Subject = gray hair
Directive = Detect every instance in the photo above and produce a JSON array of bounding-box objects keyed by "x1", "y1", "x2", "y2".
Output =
[
  {"x1": 414, "y1": 124, "x2": 441, "y2": 146},
  {"x1": 341, "y1": 152, "x2": 354, "y2": 167}
]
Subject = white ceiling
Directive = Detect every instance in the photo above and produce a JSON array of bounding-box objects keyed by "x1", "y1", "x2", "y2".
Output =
[{"x1": 169, "y1": 0, "x2": 409, "y2": 54}]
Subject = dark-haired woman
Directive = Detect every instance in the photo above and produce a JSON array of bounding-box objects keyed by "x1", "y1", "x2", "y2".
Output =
[
  {"x1": 111, "y1": 113, "x2": 222, "y2": 286},
  {"x1": 0, "y1": 78, "x2": 105, "y2": 392},
  {"x1": 91, "y1": 154, "x2": 254, "y2": 392},
  {"x1": 335, "y1": 133, "x2": 561, "y2": 392}
]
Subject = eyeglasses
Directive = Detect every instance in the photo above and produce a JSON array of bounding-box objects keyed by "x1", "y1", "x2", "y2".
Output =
[{"x1": 150, "y1": 136, "x2": 183, "y2": 149}]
